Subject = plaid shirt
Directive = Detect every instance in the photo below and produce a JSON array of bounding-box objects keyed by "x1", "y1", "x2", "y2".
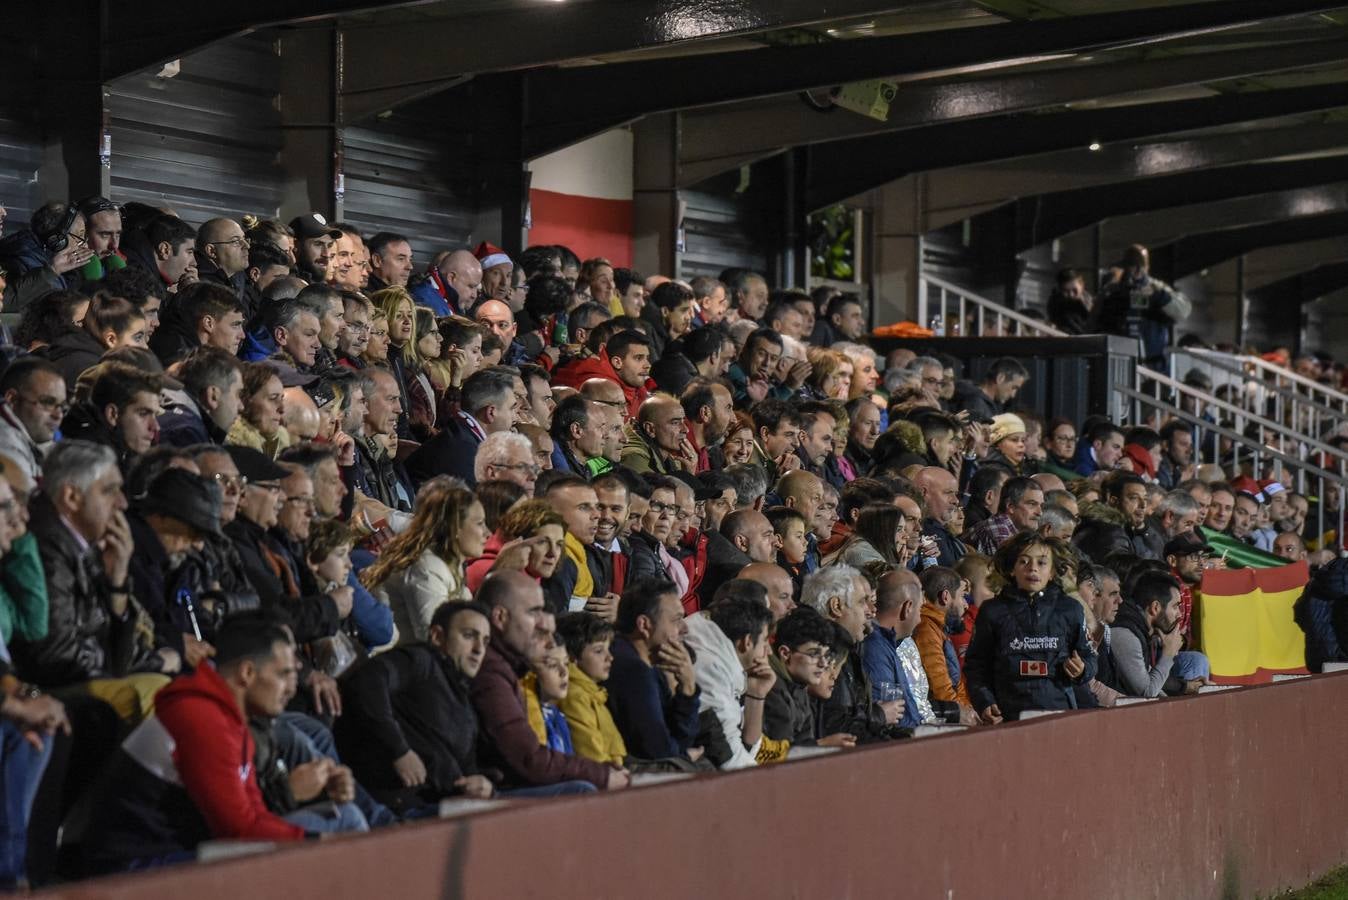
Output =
[{"x1": 967, "y1": 513, "x2": 1019, "y2": 557}]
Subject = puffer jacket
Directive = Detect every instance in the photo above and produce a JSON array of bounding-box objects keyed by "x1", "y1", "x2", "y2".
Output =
[
  {"x1": 1304, "y1": 557, "x2": 1348, "y2": 672},
  {"x1": 963, "y1": 581, "x2": 1096, "y2": 721}
]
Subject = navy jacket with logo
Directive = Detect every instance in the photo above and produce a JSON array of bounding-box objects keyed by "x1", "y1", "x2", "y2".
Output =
[{"x1": 964, "y1": 582, "x2": 1096, "y2": 720}]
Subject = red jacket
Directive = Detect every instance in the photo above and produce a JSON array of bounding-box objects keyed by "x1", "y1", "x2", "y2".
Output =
[
  {"x1": 156, "y1": 662, "x2": 305, "y2": 842},
  {"x1": 675, "y1": 529, "x2": 710, "y2": 615},
  {"x1": 552, "y1": 351, "x2": 652, "y2": 420}
]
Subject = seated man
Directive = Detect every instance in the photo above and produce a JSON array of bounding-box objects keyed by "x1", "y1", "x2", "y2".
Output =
[
  {"x1": 913, "y1": 566, "x2": 976, "y2": 725},
  {"x1": 860, "y1": 568, "x2": 934, "y2": 731},
  {"x1": 606, "y1": 576, "x2": 702, "y2": 761},
  {"x1": 470, "y1": 572, "x2": 626, "y2": 792},
  {"x1": 1108, "y1": 571, "x2": 1189, "y2": 699},
  {"x1": 803, "y1": 565, "x2": 898, "y2": 742},
  {"x1": 336, "y1": 601, "x2": 495, "y2": 813},
  {"x1": 59, "y1": 363, "x2": 163, "y2": 473},
  {"x1": 966, "y1": 476, "x2": 1043, "y2": 556},
  {"x1": 762, "y1": 605, "x2": 856, "y2": 759},
  {"x1": 683, "y1": 583, "x2": 775, "y2": 770},
  {"x1": 157, "y1": 346, "x2": 243, "y2": 448},
  {"x1": 86, "y1": 613, "x2": 366, "y2": 872},
  {"x1": 15, "y1": 441, "x2": 174, "y2": 722}
]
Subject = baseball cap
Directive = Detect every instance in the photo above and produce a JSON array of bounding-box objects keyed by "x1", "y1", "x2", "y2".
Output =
[
  {"x1": 1163, "y1": 529, "x2": 1214, "y2": 558},
  {"x1": 288, "y1": 213, "x2": 342, "y2": 241}
]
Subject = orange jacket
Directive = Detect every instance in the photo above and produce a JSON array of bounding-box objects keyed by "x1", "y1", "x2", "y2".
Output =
[{"x1": 913, "y1": 603, "x2": 970, "y2": 707}]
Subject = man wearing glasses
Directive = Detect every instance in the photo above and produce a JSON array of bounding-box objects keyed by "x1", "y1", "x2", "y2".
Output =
[
  {"x1": 0, "y1": 359, "x2": 67, "y2": 483},
  {"x1": 194, "y1": 218, "x2": 250, "y2": 301},
  {"x1": 0, "y1": 201, "x2": 95, "y2": 311}
]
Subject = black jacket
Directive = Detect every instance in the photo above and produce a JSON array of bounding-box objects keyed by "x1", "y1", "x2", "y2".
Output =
[
  {"x1": 354, "y1": 435, "x2": 413, "y2": 512},
  {"x1": 36, "y1": 329, "x2": 106, "y2": 392},
  {"x1": 404, "y1": 415, "x2": 480, "y2": 487},
  {"x1": 336, "y1": 643, "x2": 484, "y2": 811},
  {"x1": 952, "y1": 381, "x2": 1001, "y2": 423},
  {"x1": 819, "y1": 644, "x2": 890, "y2": 742},
  {"x1": 148, "y1": 293, "x2": 202, "y2": 366},
  {"x1": 922, "y1": 518, "x2": 966, "y2": 569},
  {"x1": 1047, "y1": 288, "x2": 1093, "y2": 335},
  {"x1": 14, "y1": 493, "x2": 143, "y2": 686},
  {"x1": 963, "y1": 582, "x2": 1096, "y2": 720},
  {"x1": 627, "y1": 531, "x2": 665, "y2": 585},
  {"x1": 61, "y1": 401, "x2": 136, "y2": 476},
  {"x1": 698, "y1": 532, "x2": 750, "y2": 608},
  {"x1": 224, "y1": 515, "x2": 339, "y2": 644}
]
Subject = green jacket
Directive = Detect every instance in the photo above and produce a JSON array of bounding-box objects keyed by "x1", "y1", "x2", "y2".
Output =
[{"x1": 0, "y1": 533, "x2": 49, "y2": 644}]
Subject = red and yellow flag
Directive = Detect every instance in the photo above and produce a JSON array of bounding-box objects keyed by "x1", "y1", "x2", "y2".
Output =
[{"x1": 1196, "y1": 561, "x2": 1310, "y2": 684}]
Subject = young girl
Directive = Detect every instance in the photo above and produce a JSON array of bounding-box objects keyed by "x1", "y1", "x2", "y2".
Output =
[{"x1": 556, "y1": 612, "x2": 627, "y2": 766}]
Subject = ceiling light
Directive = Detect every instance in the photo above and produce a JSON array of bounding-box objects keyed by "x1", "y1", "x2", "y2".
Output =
[{"x1": 1088, "y1": 142, "x2": 1102, "y2": 151}]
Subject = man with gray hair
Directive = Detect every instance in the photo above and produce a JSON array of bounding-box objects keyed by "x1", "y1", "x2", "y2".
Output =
[
  {"x1": 269, "y1": 295, "x2": 324, "y2": 372},
  {"x1": 725, "y1": 463, "x2": 768, "y2": 511},
  {"x1": 1152, "y1": 489, "x2": 1202, "y2": 541},
  {"x1": 906, "y1": 356, "x2": 945, "y2": 404},
  {"x1": 18, "y1": 441, "x2": 176, "y2": 706},
  {"x1": 1039, "y1": 504, "x2": 1078, "y2": 542},
  {"x1": 474, "y1": 431, "x2": 539, "y2": 495},
  {"x1": 803, "y1": 565, "x2": 899, "y2": 742},
  {"x1": 407, "y1": 367, "x2": 518, "y2": 486}
]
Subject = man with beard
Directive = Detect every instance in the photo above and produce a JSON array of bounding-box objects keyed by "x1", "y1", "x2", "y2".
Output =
[
  {"x1": 681, "y1": 378, "x2": 733, "y2": 474},
  {"x1": 1107, "y1": 572, "x2": 1185, "y2": 698},
  {"x1": 915, "y1": 466, "x2": 965, "y2": 568},
  {"x1": 1106, "y1": 472, "x2": 1163, "y2": 560},
  {"x1": 1164, "y1": 530, "x2": 1210, "y2": 649}
]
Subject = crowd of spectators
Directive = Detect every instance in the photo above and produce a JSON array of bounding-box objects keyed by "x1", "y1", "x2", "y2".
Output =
[{"x1": 0, "y1": 197, "x2": 1337, "y2": 886}]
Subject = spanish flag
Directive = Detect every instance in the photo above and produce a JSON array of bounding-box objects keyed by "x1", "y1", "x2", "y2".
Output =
[{"x1": 1196, "y1": 560, "x2": 1310, "y2": 684}]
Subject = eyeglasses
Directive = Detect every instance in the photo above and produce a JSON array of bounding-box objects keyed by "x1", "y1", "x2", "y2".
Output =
[
  {"x1": 790, "y1": 647, "x2": 831, "y2": 663},
  {"x1": 213, "y1": 473, "x2": 248, "y2": 494},
  {"x1": 648, "y1": 501, "x2": 676, "y2": 516},
  {"x1": 208, "y1": 237, "x2": 249, "y2": 249},
  {"x1": 20, "y1": 394, "x2": 70, "y2": 415},
  {"x1": 66, "y1": 232, "x2": 88, "y2": 248}
]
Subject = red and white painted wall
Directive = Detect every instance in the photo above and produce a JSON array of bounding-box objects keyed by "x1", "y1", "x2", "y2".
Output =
[{"x1": 527, "y1": 129, "x2": 633, "y2": 267}]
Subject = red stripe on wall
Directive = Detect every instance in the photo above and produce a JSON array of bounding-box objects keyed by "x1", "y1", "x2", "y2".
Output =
[{"x1": 528, "y1": 189, "x2": 633, "y2": 268}]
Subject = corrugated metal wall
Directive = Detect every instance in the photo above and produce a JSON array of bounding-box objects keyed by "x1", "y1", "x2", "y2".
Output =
[
  {"x1": 678, "y1": 188, "x2": 769, "y2": 281},
  {"x1": 0, "y1": 115, "x2": 45, "y2": 232},
  {"x1": 106, "y1": 36, "x2": 285, "y2": 226},
  {"x1": 342, "y1": 115, "x2": 475, "y2": 264}
]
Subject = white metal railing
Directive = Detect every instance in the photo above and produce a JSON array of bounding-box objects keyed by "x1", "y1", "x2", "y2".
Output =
[
  {"x1": 1134, "y1": 364, "x2": 1348, "y2": 475},
  {"x1": 1187, "y1": 347, "x2": 1348, "y2": 418},
  {"x1": 919, "y1": 275, "x2": 1066, "y2": 338},
  {"x1": 1168, "y1": 347, "x2": 1346, "y2": 444},
  {"x1": 1116, "y1": 379, "x2": 1347, "y2": 554}
]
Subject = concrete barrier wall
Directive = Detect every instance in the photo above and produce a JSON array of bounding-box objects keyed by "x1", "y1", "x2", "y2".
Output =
[{"x1": 44, "y1": 674, "x2": 1348, "y2": 899}]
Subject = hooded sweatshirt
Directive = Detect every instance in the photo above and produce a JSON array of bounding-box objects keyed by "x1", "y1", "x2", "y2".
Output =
[
  {"x1": 86, "y1": 662, "x2": 305, "y2": 870},
  {"x1": 683, "y1": 612, "x2": 759, "y2": 770},
  {"x1": 552, "y1": 349, "x2": 651, "y2": 420}
]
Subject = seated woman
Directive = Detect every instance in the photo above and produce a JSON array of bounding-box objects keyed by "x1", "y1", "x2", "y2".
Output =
[
  {"x1": 465, "y1": 499, "x2": 566, "y2": 595},
  {"x1": 833, "y1": 504, "x2": 913, "y2": 570},
  {"x1": 226, "y1": 362, "x2": 289, "y2": 458},
  {"x1": 362, "y1": 477, "x2": 487, "y2": 644},
  {"x1": 40, "y1": 294, "x2": 147, "y2": 390},
  {"x1": 404, "y1": 307, "x2": 442, "y2": 441}
]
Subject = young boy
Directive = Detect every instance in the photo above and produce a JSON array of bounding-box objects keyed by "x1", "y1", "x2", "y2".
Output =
[
  {"x1": 555, "y1": 612, "x2": 627, "y2": 766},
  {"x1": 765, "y1": 506, "x2": 809, "y2": 598},
  {"x1": 306, "y1": 519, "x2": 396, "y2": 653},
  {"x1": 523, "y1": 645, "x2": 574, "y2": 754},
  {"x1": 761, "y1": 607, "x2": 856, "y2": 763},
  {"x1": 914, "y1": 566, "x2": 975, "y2": 725},
  {"x1": 952, "y1": 553, "x2": 996, "y2": 663}
]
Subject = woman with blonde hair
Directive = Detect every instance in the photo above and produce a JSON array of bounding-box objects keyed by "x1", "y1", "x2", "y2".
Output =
[
  {"x1": 402, "y1": 306, "x2": 441, "y2": 439},
  {"x1": 369, "y1": 286, "x2": 417, "y2": 438},
  {"x1": 804, "y1": 348, "x2": 854, "y2": 402},
  {"x1": 362, "y1": 477, "x2": 489, "y2": 643}
]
